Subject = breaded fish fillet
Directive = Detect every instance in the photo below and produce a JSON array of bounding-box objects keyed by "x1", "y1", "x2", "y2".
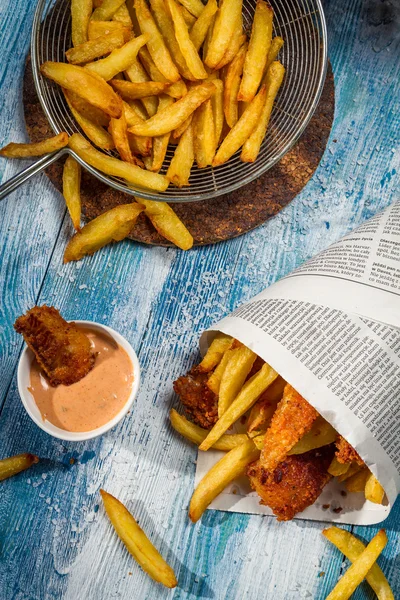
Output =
[
  {"x1": 173, "y1": 369, "x2": 218, "y2": 429},
  {"x1": 247, "y1": 446, "x2": 334, "y2": 521},
  {"x1": 335, "y1": 435, "x2": 364, "y2": 466},
  {"x1": 14, "y1": 306, "x2": 95, "y2": 386},
  {"x1": 260, "y1": 384, "x2": 318, "y2": 471}
]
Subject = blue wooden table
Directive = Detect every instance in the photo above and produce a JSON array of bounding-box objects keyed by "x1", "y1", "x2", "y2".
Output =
[{"x1": 1, "y1": 0, "x2": 399, "y2": 598}]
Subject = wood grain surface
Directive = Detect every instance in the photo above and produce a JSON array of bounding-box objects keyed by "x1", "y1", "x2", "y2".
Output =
[{"x1": 0, "y1": 0, "x2": 399, "y2": 599}]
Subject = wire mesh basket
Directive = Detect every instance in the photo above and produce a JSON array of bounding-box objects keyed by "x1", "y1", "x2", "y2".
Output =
[{"x1": 30, "y1": 0, "x2": 327, "y2": 203}]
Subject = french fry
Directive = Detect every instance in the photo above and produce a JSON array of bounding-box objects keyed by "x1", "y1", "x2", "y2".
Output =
[
  {"x1": 85, "y1": 34, "x2": 149, "y2": 81},
  {"x1": 138, "y1": 48, "x2": 188, "y2": 99},
  {"x1": 109, "y1": 107, "x2": 140, "y2": 164},
  {"x1": 189, "y1": 439, "x2": 261, "y2": 522},
  {"x1": 202, "y1": 12, "x2": 216, "y2": 62},
  {"x1": 166, "y1": 0, "x2": 208, "y2": 80},
  {"x1": 247, "y1": 376, "x2": 285, "y2": 434},
  {"x1": 112, "y1": 2, "x2": 133, "y2": 26},
  {"x1": 63, "y1": 156, "x2": 82, "y2": 231},
  {"x1": 198, "y1": 333, "x2": 233, "y2": 372},
  {"x1": 64, "y1": 90, "x2": 115, "y2": 150},
  {"x1": 323, "y1": 527, "x2": 394, "y2": 600},
  {"x1": 337, "y1": 462, "x2": 363, "y2": 483},
  {"x1": 134, "y1": 0, "x2": 181, "y2": 83},
  {"x1": 126, "y1": 99, "x2": 149, "y2": 120},
  {"x1": 149, "y1": 0, "x2": 195, "y2": 81},
  {"x1": 199, "y1": 362, "x2": 278, "y2": 451},
  {"x1": 144, "y1": 95, "x2": 174, "y2": 172},
  {"x1": 205, "y1": 0, "x2": 243, "y2": 69},
  {"x1": 71, "y1": 0, "x2": 93, "y2": 47},
  {"x1": 211, "y1": 79, "x2": 224, "y2": 147},
  {"x1": 218, "y1": 345, "x2": 257, "y2": 416},
  {"x1": 206, "y1": 347, "x2": 233, "y2": 394},
  {"x1": 170, "y1": 409, "x2": 248, "y2": 450},
  {"x1": 325, "y1": 529, "x2": 388, "y2": 600},
  {"x1": 0, "y1": 453, "x2": 39, "y2": 481},
  {"x1": 41, "y1": 62, "x2": 122, "y2": 118},
  {"x1": 238, "y1": 0, "x2": 273, "y2": 103},
  {"x1": 136, "y1": 197, "x2": 194, "y2": 250},
  {"x1": 66, "y1": 31, "x2": 125, "y2": 64},
  {"x1": 0, "y1": 133, "x2": 68, "y2": 158},
  {"x1": 125, "y1": 57, "x2": 158, "y2": 117},
  {"x1": 213, "y1": 84, "x2": 267, "y2": 167},
  {"x1": 91, "y1": 0, "x2": 126, "y2": 21},
  {"x1": 110, "y1": 79, "x2": 171, "y2": 99},
  {"x1": 288, "y1": 418, "x2": 337, "y2": 454},
  {"x1": 63, "y1": 90, "x2": 110, "y2": 127},
  {"x1": 345, "y1": 467, "x2": 370, "y2": 493},
  {"x1": 64, "y1": 202, "x2": 144, "y2": 262},
  {"x1": 365, "y1": 474, "x2": 385, "y2": 504},
  {"x1": 241, "y1": 61, "x2": 285, "y2": 162},
  {"x1": 172, "y1": 115, "x2": 192, "y2": 140},
  {"x1": 176, "y1": 0, "x2": 204, "y2": 18},
  {"x1": 223, "y1": 42, "x2": 247, "y2": 128},
  {"x1": 214, "y1": 31, "x2": 246, "y2": 71},
  {"x1": 181, "y1": 5, "x2": 197, "y2": 28},
  {"x1": 68, "y1": 133, "x2": 169, "y2": 190},
  {"x1": 265, "y1": 36, "x2": 284, "y2": 72},
  {"x1": 193, "y1": 99, "x2": 215, "y2": 168},
  {"x1": 166, "y1": 123, "x2": 194, "y2": 187},
  {"x1": 88, "y1": 20, "x2": 132, "y2": 43},
  {"x1": 100, "y1": 490, "x2": 177, "y2": 588},
  {"x1": 122, "y1": 101, "x2": 153, "y2": 156},
  {"x1": 328, "y1": 456, "x2": 351, "y2": 477},
  {"x1": 128, "y1": 82, "x2": 215, "y2": 136},
  {"x1": 189, "y1": 0, "x2": 218, "y2": 52}
]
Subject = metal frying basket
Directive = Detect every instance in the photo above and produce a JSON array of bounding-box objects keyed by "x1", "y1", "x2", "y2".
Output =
[{"x1": 0, "y1": 0, "x2": 327, "y2": 203}]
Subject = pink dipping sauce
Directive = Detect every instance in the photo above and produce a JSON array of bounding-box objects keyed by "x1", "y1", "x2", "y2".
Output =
[{"x1": 28, "y1": 328, "x2": 134, "y2": 432}]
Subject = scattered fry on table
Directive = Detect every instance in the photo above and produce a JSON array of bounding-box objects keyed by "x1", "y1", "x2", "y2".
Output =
[
  {"x1": 136, "y1": 197, "x2": 193, "y2": 250},
  {"x1": 0, "y1": 453, "x2": 39, "y2": 481},
  {"x1": 0, "y1": 132, "x2": 69, "y2": 158}
]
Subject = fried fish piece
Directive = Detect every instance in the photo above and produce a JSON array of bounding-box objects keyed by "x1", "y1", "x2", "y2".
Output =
[
  {"x1": 173, "y1": 368, "x2": 218, "y2": 429},
  {"x1": 14, "y1": 306, "x2": 95, "y2": 386},
  {"x1": 335, "y1": 435, "x2": 364, "y2": 466},
  {"x1": 247, "y1": 446, "x2": 334, "y2": 521},
  {"x1": 260, "y1": 384, "x2": 319, "y2": 471}
]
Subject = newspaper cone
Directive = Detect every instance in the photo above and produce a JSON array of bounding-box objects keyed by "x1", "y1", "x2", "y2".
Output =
[{"x1": 198, "y1": 201, "x2": 400, "y2": 524}]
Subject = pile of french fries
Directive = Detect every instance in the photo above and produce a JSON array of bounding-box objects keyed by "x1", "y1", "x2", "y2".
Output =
[{"x1": 171, "y1": 334, "x2": 387, "y2": 523}]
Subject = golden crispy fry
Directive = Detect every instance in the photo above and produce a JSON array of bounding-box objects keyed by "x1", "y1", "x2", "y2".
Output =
[
  {"x1": 288, "y1": 417, "x2": 337, "y2": 455},
  {"x1": 0, "y1": 453, "x2": 39, "y2": 482},
  {"x1": 200, "y1": 363, "x2": 278, "y2": 451},
  {"x1": 241, "y1": 61, "x2": 285, "y2": 162},
  {"x1": 189, "y1": 439, "x2": 261, "y2": 522},
  {"x1": 138, "y1": 48, "x2": 187, "y2": 99},
  {"x1": 71, "y1": 0, "x2": 92, "y2": 47},
  {"x1": 265, "y1": 36, "x2": 284, "y2": 72},
  {"x1": 0, "y1": 132, "x2": 68, "y2": 158},
  {"x1": 206, "y1": 347, "x2": 233, "y2": 394},
  {"x1": 345, "y1": 467, "x2": 370, "y2": 493},
  {"x1": 100, "y1": 490, "x2": 177, "y2": 588},
  {"x1": 149, "y1": 0, "x2": 195, "y2": 81},
  {"x1": 238, "y1": 1, "x2": 273, "y2": 102},
  {"x1": 193, "y1": 99, "x2": 215, "y2": 168},
  {"x1": 109, "y1": 107, "x2": 141, "y2": 164},
  {"x1": 124, "y1": 57, "x2": 158, "y2": 117},
  {"x1": 112, "y1": 3, "x2": 133, "y2": 26},
  {"x1": 91, "y1": 0, "x2": 126, "y2": 21},
  {"x1": 325, "y1": 530, "x2": 387, "y2": 600},
  {"x1": 177, "y1": 0, "x2": 204, "y2": 17},
  {"x1": 122, "y1": 101, "x2": 153, "y2": 156},
  {"x1": 85, "y1": 34, "x2": 148, "y2": 81},
  {"x1": 134, "y1": 0, "x2": 181, "y2": 82},
  {"x1": 337, "y1": 463, "x2": 363, "y2": 483},
  {"x1": 129, "y1": 82, "x2": 215, "y2": 136},
  {"x1": 41, "y1": 62, "x2": 122, "y2": 117},
  {"x1": 166, "y1": 123, "x2": 194, "y2": 187},
  {"x1": 126, "y1": 99, "x2": 149, "y2": 121},
  {"x1": 63, "y1": 156, "x2": 82, "y2": 231},
  {"x1": 88, "y1": 20, "x2": 132, "y2": 43},
  {"x1": 211, "y1": 79, "x2": 224, "y2": 147},
  {"x1": 64, "y1": 202, "x2": 144, "y2": 262},
  {"x1": 144, "y1": 95, "x2": 174, "y2": 172},
  {"x1": 198, "y1": 333, "x2": 233, "y2": 373},
  {"x1": 205, "y1": 0, "x2": 243, "y2": 69},
  {"x1": 172, "y1": 114, "x2": 192, "y2": 139},
  {"x1": 170, "y1": 409, "x2": 248, "y2": 450},
  {"x1": 189, "y1": 0, "x2": 218, "y2": 51},
  {"x1": 323, "y1": 527, "x2": 394, "y2": 600},
  {"x1": 247, "y1": 376, "x2": 286, "y2": 434},
  {"x1": 213, "y1": 12, "x2": 245, "y2": 71},
  {"x1": 111, "y1": 79, "x2": 171, "y2": 99},
  {"x1": 181, "y1": 5, "x2": 197, "y2": 27},
  {"x1": 64, "y1": 90, "x2": 115, "y2": 150},
  {"x1": 66, "y1": 30, "x2": 125, "y2": 64},
  {"x1": 213, "y1": 84, "x2": 266, "y2": 166},
  {"x1": 202, "y1": 12, "x2": 216, "y2": 62},
  {"x1": 365, "y1": 474, "x2": 385, "y2": 504},
  {"x1": 14, "y1": 305, "x2": 95, "y2": 384},
  {"x1": 136, "y1": 197, "x2": 193, "y2": 250},
  {"x1": 65, "y1": 90, "x2": 110, "y2": 127},
  {"x1": 223, "y1": 42, "x2": 247, "y2": 128},
  {"x1": 68, "y1": 133, "x2": 168, "y2": 190},
  {"x1": 218, "y1": 345, "x2": 257, "y2": 416},
  {"x1": 167, "y1": 0, "x2": 207, "y2": 80},
  {"x1": 328, "y1": 456, "x2": 350, "y2": 477}
]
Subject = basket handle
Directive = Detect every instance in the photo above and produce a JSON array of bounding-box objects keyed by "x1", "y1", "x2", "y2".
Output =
[{"x1": 0, "y1": 148, "x2": 68, "y2": 202}]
